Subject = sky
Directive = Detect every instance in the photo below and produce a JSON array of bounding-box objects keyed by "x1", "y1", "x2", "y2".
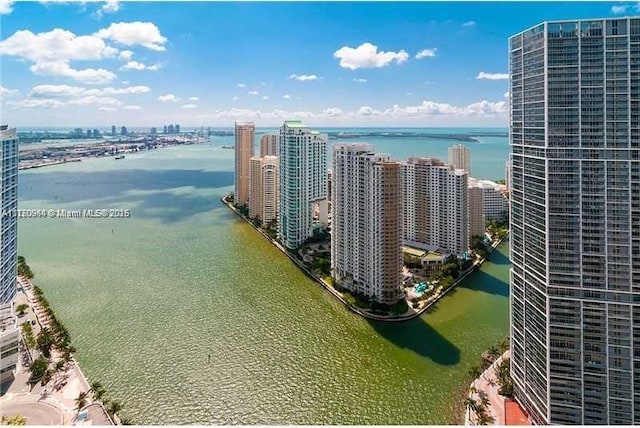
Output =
[{"x1": 0, "y1": 0, "x2": 636, "y2": 128}]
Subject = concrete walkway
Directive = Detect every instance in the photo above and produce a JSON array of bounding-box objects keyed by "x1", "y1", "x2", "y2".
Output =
[{"x1": 465, "y1": 351, "x2": 510, "y2": 425}]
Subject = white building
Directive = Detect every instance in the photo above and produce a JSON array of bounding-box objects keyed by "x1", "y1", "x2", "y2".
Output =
[
  {"x1": 278, "y1": 121, "x2": 328, "y2": 249},
  {"x1": 331, "y1": 144, "x2": 404, "y2": 305},
  {"x1": 468, "y1": 177, "x2": 508, "y2": 222},
  {"x1": 0, "y1": 126, "x2": 18, "y2": 305},
  {"x1": 0, "y1": 304, "x2": 18, "y2": 383},
  {"x1": 249, "y1": 156, "x2": 279, "y2": 225},
  {"x1": 448, "y1": 144, "x2": 471, "y2": 173},
  {"x1": 403, "y1": 157, "x2": 469, "y2": 256}
]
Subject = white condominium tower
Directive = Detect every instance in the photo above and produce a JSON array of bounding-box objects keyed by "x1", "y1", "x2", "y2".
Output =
[
  {"x1": 510, "y1": 18, "x2": 640, "y2": 425},
  {"x1": 448, "y1": 143, "x2": 471, "y2": 172},
  {"x1": 331, "y1": 144, "x2": 404, "y2": 305},
  {"x1": 278, "y1": 121, "x2": 328, "y2": 250},
  {"x1": 234, "y1": 122, "x2": 255, "y2": 206},
  {"x1": 260, "y1": 134, "x2": 278, "y2": 157},
  {"x1": 403, "y1": 157, "x2": 469, "y2": 256},
  {"x1": 0, "y1": 125, "x2": 18, "y2": 305},
  {"x1": 249, "y1": 156, "x2": 279, "y2": 225}
]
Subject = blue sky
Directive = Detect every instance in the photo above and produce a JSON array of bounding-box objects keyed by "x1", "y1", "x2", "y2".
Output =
[{"x1": 0, "y1": 1, "x2": 634, "y2": 127}]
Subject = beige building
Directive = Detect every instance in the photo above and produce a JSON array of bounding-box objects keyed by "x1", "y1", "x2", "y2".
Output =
[
  {"x1": 448, "y1": 144, "x2": 470, "y2": 173},
  {"x1": 260, "y1": 134, "x2": 278, "y2": 157},
  {"x1": 249, "y1": 156, "x2": 279, "y2": 225},
  {"x1": 234, "y1": 122, "x2": 255, "y2": 206},
  {"x1": 331, "y1": 143, "x2": 404, "y2": 305}
]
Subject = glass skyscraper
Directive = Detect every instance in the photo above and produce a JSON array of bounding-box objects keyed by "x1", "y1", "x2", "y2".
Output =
[
  {"x1": 0, "y1": 125, "x2": 18, "y2": 305},
  {"x1": 510, "y1": 17, "x2": 640, "y2": 424}
]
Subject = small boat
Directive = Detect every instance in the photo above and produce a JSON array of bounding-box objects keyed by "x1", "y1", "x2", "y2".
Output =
[{"x1": 115, "y1": 155, "x2": 125, "y2": 160}]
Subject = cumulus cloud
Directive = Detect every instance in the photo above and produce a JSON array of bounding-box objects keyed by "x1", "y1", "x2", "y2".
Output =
[
  {"x1": 158, "y1": 94, "x2": 179, "y2": 102},
  {"x1": 333, "y1": 42, "x2": 409, "y2": 70},
  {"x1": 0, "y1": 0, "x2": 14, "y2": 15},
  {"x1": 353, "y1": 78, "x2": 367, "y2": 83},
  {"x1": 282, "y1": 94, "x2": 292, "y2": 99},
  {"x1": 248, "y1": 90, "x2": 259, "y2": 95},
  {"x1": 288, "y1": 73, "x2": 318, "y2": 81},
  {"x1": 118, "y1": 50, "x2": 133, "y2": 61},
  {"x1": 415, "y1": 48, "x2": 437, "y2": 59},
  {"x1": 236, "y1": 83, "x2": 246, "y2": 88},
  {"x1": 0, "y1": 85, "x2": 19, "y2": 97},
  {"x1": 182, "y1": 104, "x2": 197, "y2": 109},
  {"x1": 323, "y1": 107, "x2": 344, "y2": 117},
  {"x1": 611, "y1": 4, "x2": 629, "y2": 13},
  {"x1": 12, "y1": 84, "x2": 151, "y2": 110},
  {"x1": 95, "y1": 22, "x2": 167, "y2": 51},
  {"x1": 504, "y1": 91, "x2": 510, "y2": 98},
  {"x1": 98, "y1": 106, "x2": 117, "y2": 111},
  {"x1": 188, "y1": 96, "x2": 199, "y2": 101},
  {"x1": 232, "y1": 96, "x2": 239, "y2": 101},
  {"x1": 462, "y1": 21, "x2": 476, "y2": 27},
  {"x1": 120, "y1": 60, "x2": 160, "y2": 71},
  {"x1": 476, "y1": 72, "x2": 509, "y2": 80},
  {"x1": 123, "y1": 105, "x2": 141, "y2": 110},
  {"x1": 0, "y1": 28, "x2": 119, "y2": 83},
  {"x1": 94, "y1": 0, "x2": 120, "y2": 19},
  {"x1": 262, "y1": 96, "x2": 269, "y2": 100}
]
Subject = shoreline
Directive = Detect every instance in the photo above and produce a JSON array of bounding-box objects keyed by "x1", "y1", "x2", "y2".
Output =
[{"x1": 221, "y1": 194, "x2": 508, "y2": 323}]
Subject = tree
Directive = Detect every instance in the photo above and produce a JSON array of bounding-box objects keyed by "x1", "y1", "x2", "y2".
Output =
[
  {"x1": 464, "y1": 397, "x2": 478, "y2": 412},
  {"x1": 37, "y1": 328, "x2": 54, "y2": 358},
  {"x1": 15, "y1": 304, "x2": 28, "y2": 316},
  {"x1": 29, "y1": 357, "x2": 48, "y2": 382},
  {"x1": 487, "y1": 345, "x2": 500, "y2": 360},
  {"x1": 107, "y1": 400, "x2": 123, "y2": 417},
  {"x1": 75, "y1": 392, "x2": 88, "y2": 413},
  {"x1": 468, "y1": 366, "x2": 482, "y2": 379},
  {"x1": 497, "y1": 337, "x2": 509, "y2": 354},
  {"x1": 1, "y1": 415, "x2": 27, "y2": 425},
  {"x1": 477, "y1": 411, "x2": 495, "y2": 425},
  {"x1": 90, "y1": 381, "x2": 106, "y2": 401}
]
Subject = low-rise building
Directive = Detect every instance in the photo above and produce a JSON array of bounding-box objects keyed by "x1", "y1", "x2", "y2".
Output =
[{"x1": 0, "y1": 303, "x2": 19, "y2": 383}]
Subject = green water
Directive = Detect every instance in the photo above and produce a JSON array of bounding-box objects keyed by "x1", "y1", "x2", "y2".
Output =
[{"x1": 17, "y1": 142, "x2": 510, "y2": 424}]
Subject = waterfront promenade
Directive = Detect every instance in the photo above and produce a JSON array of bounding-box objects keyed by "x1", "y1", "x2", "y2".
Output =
[
  {"x1": 0, "y1": 277, "x2": 113, "y2": 425},
  {"x1": 222, "y1": 194, "x2": 507, "y2": 322}
]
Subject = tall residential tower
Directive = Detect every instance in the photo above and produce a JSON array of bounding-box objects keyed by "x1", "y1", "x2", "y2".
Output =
[
  {"x1": 0, "y1": 126, "x2": 18, "y2": 305},
  {"x1": 331, "y1": 144, "x2": 404, "y2": 305},
  {"x1": 448, "y1": 144, "x2": 471, "y2": 173},
  {"x1": 510, "y1": 17, "x2": 640, "y2": 425},
  {"x1": 234, "y1": 122, "x2": 255, "y2": 206}
]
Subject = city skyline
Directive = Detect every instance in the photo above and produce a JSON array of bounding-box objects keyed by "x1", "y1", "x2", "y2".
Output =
[{"x1": 1, "y1": 1, "x2": 636, "y2": 127}]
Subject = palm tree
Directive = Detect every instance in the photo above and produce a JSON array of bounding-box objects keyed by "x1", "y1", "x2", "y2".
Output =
[
  {"x1": 497, "y1": 337, "x2": 509, "y2": 354},
  {"x1": 479, "y1": 394, "x2": 491, "y2": 408},
  {"x1": 36, "y1": 328, "x2": 54, "y2": 358},
  {"x1": 90, "y1": 381, "x2": 106, "y2": 401},
  {"x1": 108, "y1": 400, "x2": 123, "y2": 417},
  {"x1": 487, "y1": 345, "x2": 500, "y2": 360},
  {"x1": 464, "y1": 397, "x2": 479, "y2": 412},
  {"x1": 477, "y1": 412, "x2": 495, "y2": 425},
  {"x1": 29, "y1": 357, "x2": 48, "y2": 382},
  {"x1": 15, "y1": 304, "x2": 29, "y2": 316},
  {"x1": 75, "y1": 391, "x2": 88, "y2": 413},
  {"x1": 468, "y1": 366, "x2": 482, "y2": 379}
]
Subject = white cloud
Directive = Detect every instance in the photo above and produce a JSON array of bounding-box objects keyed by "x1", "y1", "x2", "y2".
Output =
[
  {"x1": 0, "y1": 85, "x2": 19, "y2": 97},
  {"x1": 476, "y1": 72, "x2": 509, "y2": 80},
  {"x1": 182, "y1": 104, "x2": 197, "y2": 109},
  {"x1": 95, "y1": 22, "x2": 167, "y2": 51},
  {"x1": 415, "y1": 48, "x2": 437, "y2": 59},
  {"x1": 232, "y1": 96, "x2": 239, "y2": 101},
  {"x1": 504, "y1": 91, "x2": 510, "y2": 98},
  {"x1": 123, "y1": 105, "x2": 141, "y2": 110},
  {"x1": 120, "y1": 60, "x2": 160, "y2": 71},
  {"x1": 611, "y1": 4, "x2": 629, "y2": 13},
  {"x1": 28, "y1": 84, "x2": 150, "y2": 97},
  {"x1": 405, "y1": 92, "x2": 412, "y2": 96},
  {"x1": 323, "y1": 107, "x2": 344, "y2": 117},
  {"x1": 236, "y1": 83, "x2": 246, "y2": 88},
  {"x1": 353, "y1": 78, "x2": 367, "y2": 83},
  {"x1": 0, "y1": 0, "x2": 14, "y2": 15},
  {"x1": 462, "y1": 21, "x2": 476, "y2": 27},
  {"x1": 248, "y1": 90, "x2": 259, "y2": 95},
  {"x1": 98, "y1": 106, "x2": 117, "y2": 111},
  {"x1": 282, "y1": 94, "x2": 291, "y2": 99},
  {"x1": 121, "y1": 80, "x2": 130, "y2": 84},
  {"x1": 102, "y1": 0, "x2": 120, "y2": 13},
  {"x1": 9, "y1": 98, "x2": 65, "y2": 109},
  {"x1": 118, "y1": 50, "x2": 133, "y2": 61},
  {"x1": 333, "y1": 42, "x2": 409, "y2": 70},
  {"x1": 288, "y1": 73, "x2": 318, "y2": 81},
  {"x1": 262, "y1": 96, "x2": 269, "y2": 100},
  {"x1": 0, "y1": 28, "x2": 119, "y2": 83},
  {"x1": 158, "y1": 94, "x2": 179, "y2": 102},
  {"x1": 188, "y1": 96, "x2": 199, "y2": 101}
]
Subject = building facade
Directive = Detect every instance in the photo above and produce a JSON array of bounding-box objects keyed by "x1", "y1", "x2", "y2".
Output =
[
  {"x1": 448, "y1": 144, "x2": 471, "y2": 172},
  {"x1": 249, "y1": 156, "x2": 279, "y2": 225},
  {"x1": 331, "y1": 144, "x2": 404, "y2": 305},
  {"x1": 510, "y1": 18, "x2": 640, "y2": 425},
  {"x1": 0, "y1": 126, "x2": 18, "y2": 306},
  {"x1": 260, "y1": 134, "x2": 278, "y2": 157},
  {"x1": 278, "y1": 121, "x2": 328, "y2": 250},
  {"x1": 469, "y1": 178, "x2": 508, "y2": 222},
  {"x1": 403, "y1": 157, "x2": 469, "y2": 256},
  {"x1": 234, "y1": 122, "x2": 255, "y2": 206},
  {"x1": 0, "y1": 304, "x2": 18, "y2": 382},
  {"x1": 468, "y1": 185, "x2": 485, "y2": 238}
]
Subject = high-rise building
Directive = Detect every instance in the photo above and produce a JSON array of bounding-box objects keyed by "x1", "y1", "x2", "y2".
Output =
[
  {"x1": 168, "y1": 125, "x2": 174, "y2": 134},
  {"x1": 468, "y1": 178, "x2": 508, "y2": 222},
  {"x1": 163, "y1": 125, "x2": 168, "y2": 134},
  {"x1": 0, "y1": 126, "x2": 18, "y2": 306},
  {"x1": 234, "y1": 122, "x2": 255, "y2": 206},
  {"x1": 175, "y1": 124, "x2": 180, "y2": 134},
  {"x1": 111, "y1": 125, "x2": 116, "y2": 136},
  {"x1": 121, "y1": 126, "x2": 127, "y2": 136},
  {"x1": 249, "y1": 156, "x2": 279, "y2": 224},
  {"x1": 260, "y1": 134, "x2": 278, "y2": 157},
  {"x1": 151, "y1": 127, "x2": 157, "y2": 135},
  {"x1": 92, "y1": 129, "x2": 100, "y2": 138},
  {"x1": 448, "y1": 144, "x2": 471, "y2": 173},
  {"x1": 402, "y1": 157, "x2": 469, "y2": 256},
  {"x1": 468, "y1": 185, "x2": 485, "y2": 239},
  {"x1": 278, "y1": 120, "x2": 328, "y2": 249},
  {"x1": 73, "y1": 128, "x2": 83, "y2": 138},
  {"x1": 505, "y1": 154, "x2": 513, "y2": 193},
  {"x1": 331, "y1": 144, "x2": 404, "y2": 305},
  {"x1": 510, "y1": 17, "x2": 640, "y2": 425}
]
